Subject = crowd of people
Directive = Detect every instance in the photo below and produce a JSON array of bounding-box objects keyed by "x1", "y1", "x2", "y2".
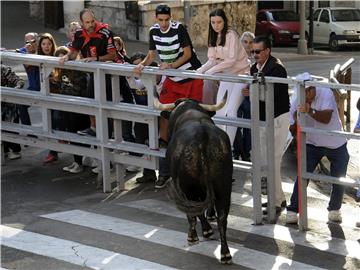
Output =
[{"x1": 2, "y1": 4, "x2": 359, "y2": 226}]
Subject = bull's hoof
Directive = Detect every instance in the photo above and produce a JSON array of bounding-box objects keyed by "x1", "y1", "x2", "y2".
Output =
[
  {"x1": 202, "y1": 229, "x2": 214, "y2": 238},
  {"x1": 187, "y1": 236, "x2": 199, "y2": 245},
  {"x1": 220, "y1": 253, "x2": 232, "y2": 264}
]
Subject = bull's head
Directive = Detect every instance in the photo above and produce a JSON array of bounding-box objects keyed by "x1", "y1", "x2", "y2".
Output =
[{"x1": 154, "y1": 91, "x2": 228, "y2": 112}]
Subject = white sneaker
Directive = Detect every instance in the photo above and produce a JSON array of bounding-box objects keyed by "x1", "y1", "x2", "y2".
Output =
[
  {"x1": 8, "y1": 152, "x2": 21, "y2": 160},
  {"x1": 69, "y1": 162, "x2": 83, "y2": 174},
  {"x1": 92, "y1": 166, "x2": 100, "y2": 174},
  {"x1": 63, "y1": 162, "x2": 77, "y2": 172},
  {"x1": 286, "y1": 211, "x2": 298, "y2": 224},
  {"x1": 328, "y1": 210, "x2": 342, "y2": 223}
]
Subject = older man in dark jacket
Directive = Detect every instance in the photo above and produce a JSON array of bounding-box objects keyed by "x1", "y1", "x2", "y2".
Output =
[{"x1": 250, "y1": 36, "x2": 290, "y2": 214}]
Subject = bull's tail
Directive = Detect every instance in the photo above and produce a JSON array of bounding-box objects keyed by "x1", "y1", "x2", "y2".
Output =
[{"x1": 167, "y1": 178, "x2": 214, "y2": 217}]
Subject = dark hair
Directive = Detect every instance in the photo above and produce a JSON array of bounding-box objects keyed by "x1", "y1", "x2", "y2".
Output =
[
  {"x1": 130, "y1": 52, "x2": 146, "y2": 64},
  {"x1": 37, "y1": 33, "x2": 57, "y2": 56},
  {"x1": 80, "y1": 8, "x2": 95, "y2": 21},
  {"x1": 253, "y1": 35, "x2": 272, "y2": 50},
  {"x1": 155, "y1": 4, "x2": 171, "y2": 16},
  {"x1": 208, "y1": 9, "x2": 228, "y2": 47}
]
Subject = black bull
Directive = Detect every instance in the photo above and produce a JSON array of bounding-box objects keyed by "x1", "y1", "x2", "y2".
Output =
[{"x1": 162, "y1": 97, "x2": 233, "y2": 264}]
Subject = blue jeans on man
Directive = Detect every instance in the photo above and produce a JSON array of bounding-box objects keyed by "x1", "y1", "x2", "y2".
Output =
[{"x1": 287, "y1": 143, "x2": 349, "y2": 213}]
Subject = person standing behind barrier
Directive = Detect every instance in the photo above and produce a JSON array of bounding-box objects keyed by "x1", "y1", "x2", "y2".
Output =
[
  {"x1": 65, "y1": 21, "x2": 81, "y2": 47},
  {"x1": 1, "y1": 64, "x2": 25, "y2": 160},
  {"x1": 197, "y1": 8, "x2": 250, "y2": 147},
  {"x1": 16, "y1": 32, "x2": 40, "y2": 126},
  {"x1": 233, "y1": 31, "x2": 255, "y2": 161},
  {"x1": 134, "y1": 4, "x2": 203, "y2": 189},
  {"x1": 250, "y1": 36, "x2": 290, "y2": 214},
  {"x1": 53, "y1": 46, "x2": 91, "y2": 173},
  {"x1": 286, "y1": 72, "x2": 349, "y2": 224},
  {"x1": 59, "y1": 8, "x2": 116, "y2": 137},
  {"x1": 36, "y1": 33, "x2": 60, "y2": 163}
]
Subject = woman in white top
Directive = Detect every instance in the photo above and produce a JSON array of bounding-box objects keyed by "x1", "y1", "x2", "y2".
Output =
[{"x1": 197, "y1": 9, "x2": 250, "y2": 146}]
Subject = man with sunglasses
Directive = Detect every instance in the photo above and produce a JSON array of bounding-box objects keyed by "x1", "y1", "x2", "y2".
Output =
[
  {"x1": 250, "y1": 36, "x2": 290, "y2": 215},
  {"x1": 134, "y1": 4, "x2": 203, "y2": 189},
  {"x1": 16, "y1": 32, "x2": 40, "y2": 126}
]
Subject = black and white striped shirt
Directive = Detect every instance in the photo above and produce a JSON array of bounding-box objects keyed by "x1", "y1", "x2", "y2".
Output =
[{"x1": 149, "y1": 21, "x2": 201, "y2": 83}]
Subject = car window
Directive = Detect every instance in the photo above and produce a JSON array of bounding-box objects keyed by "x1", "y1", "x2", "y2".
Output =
[
  {"x1": 331, "y1": 9, "x2": 360, "y2": 22},
  {"x1": 319, "y1": 10, "x2": 330, "y2": 23},
  {"x1": 313, "y1": 9, "x2": 321, "y2": 21},
  {"x1": 268, "y1": 10, "x2": 299, "y2": 21},
  {"x1": 257, "y1": 12, "x2": 267, "y2": 22}
]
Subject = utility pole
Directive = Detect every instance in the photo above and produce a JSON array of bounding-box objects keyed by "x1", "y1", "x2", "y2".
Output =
[
  {"x1": 297, "y1": 0, "x2": 308, "y2": 54},
  {"x1": 308, "y1": 1, "x2": 314, "y2": 54}
]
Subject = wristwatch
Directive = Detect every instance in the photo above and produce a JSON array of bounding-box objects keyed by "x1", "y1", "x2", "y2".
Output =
[{"x1": 309, "y1": 108, "x2": 316, "y2": 116}]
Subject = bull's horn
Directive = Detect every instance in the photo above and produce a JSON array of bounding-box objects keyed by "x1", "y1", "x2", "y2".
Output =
[
  {"x1": 199, "y1": 91, "x2": 228, "y2": 111},
  {"x1": 153, "y1": 96, "x2": 176, "y2": 111}
]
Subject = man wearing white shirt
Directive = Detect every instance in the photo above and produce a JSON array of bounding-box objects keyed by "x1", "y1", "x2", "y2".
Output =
[{"x1": 286, "y1": 72, "x2": 349, "y2": 224}]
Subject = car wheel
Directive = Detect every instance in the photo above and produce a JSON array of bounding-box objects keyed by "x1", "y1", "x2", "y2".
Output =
[
  {"x1": 268, "y1": 33, "x2": 275, "y2": 47},
  {"x1": 329, "y1": 35, "x2": 339, "y2": 51}
]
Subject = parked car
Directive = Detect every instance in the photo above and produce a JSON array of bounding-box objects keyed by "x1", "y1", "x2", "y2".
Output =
[
  {"x1": 255, "y1": 9, "x2": 300, "y2": 46},
  {"x1": 307, "y1": 7, "x2": 360, "y2": 50}
]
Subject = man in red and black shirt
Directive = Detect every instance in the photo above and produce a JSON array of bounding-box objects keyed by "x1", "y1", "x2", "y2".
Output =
[
  {"x1": 60, "y1": 8, "x2": 116, "y2": 136},
  {"x1": 60, "y1": 8, "x2": 115, "y2": 63}
]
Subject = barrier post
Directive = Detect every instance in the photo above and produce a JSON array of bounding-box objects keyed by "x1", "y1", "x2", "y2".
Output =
[
  {"x1": 265, "y1": 82, "x2": 276, "y2": 223},
  {"x1": 298, "y1": 81, "x2": 308, "y2": 231},
  {"x1": 250, "y1": 80, "x2": 263, "y2": 225}
]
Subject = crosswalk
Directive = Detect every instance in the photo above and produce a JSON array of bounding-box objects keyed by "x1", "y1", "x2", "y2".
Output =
[{"x1": 1, "y1": 182, "x2": 359, "y2": 270}]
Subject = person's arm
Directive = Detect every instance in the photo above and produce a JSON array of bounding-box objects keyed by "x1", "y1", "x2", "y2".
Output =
[
  {"x1": 126, "y1": 76, "x2": 145, "y2": 90},
  {"x1": 298, "y1": 103, "x2": 333, "y2": 124},
  {"x1": 59, "y1": 50, "x2": 79, "y2": 65},
  {"x1": 80, "y1": 51, "x2": 116, "y2": 62},
  {"x1": 133, "y1": 50, "x2": 156, "y2": 75},
  {"x1": 160, "y1": 45, "x2": 191, "y2": 70},
  {"x1": 197, "y1": 47, "x2": 217, "y2": 74}
]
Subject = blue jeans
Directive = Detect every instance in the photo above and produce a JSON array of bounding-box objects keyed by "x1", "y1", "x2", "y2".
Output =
[{"x1": 287, "y1": 143, "x2": 349, "y2": 212}]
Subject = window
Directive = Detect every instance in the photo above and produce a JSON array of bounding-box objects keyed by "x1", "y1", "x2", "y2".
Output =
[
  {"x1": 319, "y1": 10, "x2": 330, "y2": 23},
  {"x1": 257, "y1": 12, "x2": 267, "y2": 22},
  {"x1": 313, "y1": 9, "x2": 321, "y2": 21},
  {"x1": 331, "y1": 9, "x2": 360, "y2": 22},
  {"x1": 268, "y1": 11, "x2": 299, "y2": 22}
]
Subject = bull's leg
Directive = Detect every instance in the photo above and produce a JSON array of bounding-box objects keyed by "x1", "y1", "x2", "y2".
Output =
[
  {"x1": 215, "y1": 201, "x2": 232, "y2": 264},
  {"x1": 206, "y1": 205, "x2": 216, "y2": 221},
  {"x1": 186, "y1": 215, "x2": 199, "y2": 244},
  {"x1": 198, "y1": 214, "x2": 214, "y2": 239}
]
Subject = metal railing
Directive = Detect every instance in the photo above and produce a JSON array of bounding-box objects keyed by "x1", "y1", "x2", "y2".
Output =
[{"x1": 1, "y1": 51, "x2": 359, "y2": 229}]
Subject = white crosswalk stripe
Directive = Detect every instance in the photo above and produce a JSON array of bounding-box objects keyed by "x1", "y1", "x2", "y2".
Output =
[
  {"x1": 1, "y1": 225, "x2": 177, "y2": 270},
  {"x1": 1, "y1": 188, "x2": 359, "y2": 269},
  {"x1": 117, "y1": 199, "x2": 360, "y2": 260},
  {"x1": 41, "y1": 210, "x2": 325, "y2": 270}
]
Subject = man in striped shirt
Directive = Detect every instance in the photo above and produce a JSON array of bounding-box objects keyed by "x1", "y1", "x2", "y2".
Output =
[{"x1": 134, "y1": 4, "x2": 203, "y2": 188}]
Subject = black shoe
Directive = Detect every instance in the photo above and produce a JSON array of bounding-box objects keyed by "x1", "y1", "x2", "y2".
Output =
[
  {"x1": 262, "y1": 200, "x2": 287, "y2": 208},
  {"x1": 155, "y1": 176, "x2": 171, "y2": 189},
  {"x1": 136, "y1": 174, "x2": 157, "y2": 183},
  {"x1": 263, "y1": 206, "x2": 283, "y2": 215}
]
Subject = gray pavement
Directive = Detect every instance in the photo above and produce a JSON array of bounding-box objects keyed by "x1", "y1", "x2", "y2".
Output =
[{"x1": 1, "y1": 2, "x2": 360, "y2": 269}]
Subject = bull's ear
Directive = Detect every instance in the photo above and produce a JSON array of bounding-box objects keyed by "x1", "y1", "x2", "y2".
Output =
[
  {"x1": 160, "y1": 111, "x2": 171, "y2": 120},
  {"x1": 208, "y1": 111, "x2": 216, "y2": 118}
]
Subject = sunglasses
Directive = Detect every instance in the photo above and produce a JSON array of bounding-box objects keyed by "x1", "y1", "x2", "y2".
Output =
[
  {"x1": 251, "y1": 48, "x2": 266, "y2": 54},
  {"x1": 25, "y1": 39, "x2": 36, "y2": 45}
]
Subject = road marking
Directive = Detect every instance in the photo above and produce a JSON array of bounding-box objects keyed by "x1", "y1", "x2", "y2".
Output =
[
  {"x1": 42, "y1": 210, "x2": 325, "y2": 270},
  {"x1": 1, "y1": 225, "x2": 177, "y2": 270},
  {"x1": 118, "y1": 199, "x2": 360, "y2": 260},
  {"x1": 232, "y1": 190, "x2": 357, "y2": 228}
]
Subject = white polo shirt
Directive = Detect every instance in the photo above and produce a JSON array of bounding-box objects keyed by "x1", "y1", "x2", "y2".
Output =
[{"x1": 290, "y1": 86, "x2": 347, "y2": 149}]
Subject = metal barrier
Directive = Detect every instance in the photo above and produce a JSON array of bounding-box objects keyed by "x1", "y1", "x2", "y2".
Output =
[{"x1": 1, "y1": 51, "x2": 359, "y2": 229}]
